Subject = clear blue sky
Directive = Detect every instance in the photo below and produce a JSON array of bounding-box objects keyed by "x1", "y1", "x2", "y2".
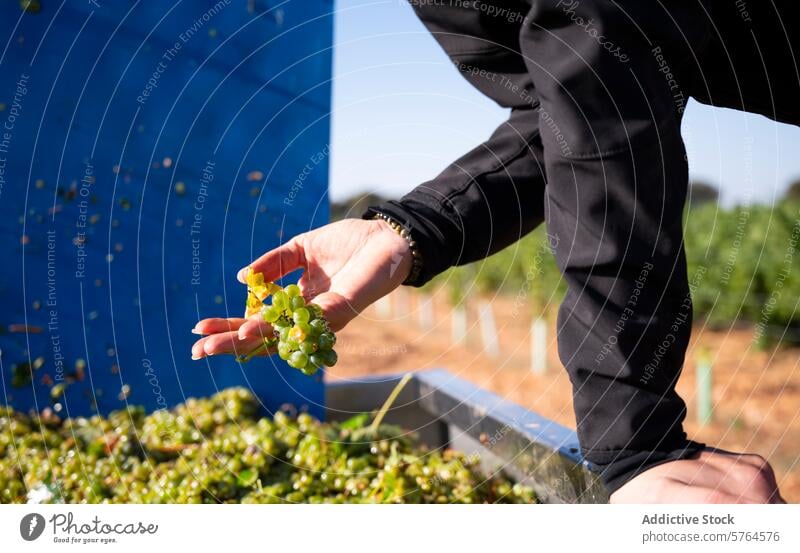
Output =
[{"x1": 329, "y1": 0, "x2": 800, "y2": 205}]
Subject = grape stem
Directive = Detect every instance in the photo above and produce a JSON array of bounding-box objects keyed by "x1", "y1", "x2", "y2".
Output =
[
  {"x1": 369, "y1": 372, "x2": 413, "y2": 432},
  {"x1": 238, "y1": 340, "x2": 270, "y2": 363}
]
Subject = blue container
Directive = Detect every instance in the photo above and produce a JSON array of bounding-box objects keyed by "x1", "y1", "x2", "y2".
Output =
[{"x1": 0, "y1": 0, "x2": 333, "y2": 417}]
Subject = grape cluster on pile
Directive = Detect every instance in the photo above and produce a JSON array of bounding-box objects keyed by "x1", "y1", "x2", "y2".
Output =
[
  {"x1": 0, "y1": 388, "x2": 535, "y2": 504},
  {"x1": 242, "y1": 270, "x2": 337, "y2": 374}
]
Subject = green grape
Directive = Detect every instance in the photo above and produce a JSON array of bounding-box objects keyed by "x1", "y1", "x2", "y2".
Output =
[
  {"x1": 273, "y1": 290, "x2": 289, "y2": 310},
  {"x1": 293, "y1": 308, "x2": 310, "y2": 325},
  {"x1": 296, "y1": 321, "x2": 312, "y2": 336},
  {"x1": 277, "y1": 316, "x2": 292, "y2": 328},
  {"x1": 284, "y1": 338, "x2": 300, "y2": 350},
  {"x1": 318, "y1": 349, "x2": 337, "y2": 367},
  {"x1": 287, "y1": 351, "x2": 309, "y2": 369},
  {"x1": 299, "y1": 341, "x2": 316, "y2": 355},
  {"x1": 288, "y1": 326, "x2": 305, "y2": 344},
  {"x1": 300, "y1": 365, "x2": 318, "y2": 376},
  {"x1": 277, "y1": 342, "x2": 292, "y2": 360},
  {"x1": 277, "y1": 326, "x2": 290, "y2": 342},
  {"x1": 263, "y1": 306, "x2": 281, "y2": 323},
  {"x1": 309, "y1": 319, "x2": 326, "y2": 335},
  {"x1": 285, "y1": 284, "x2": 301, "y2": 298},
  {"x1": 318, "y1": 332, "x2": 336, "y2": 350},
  {"x1": 309, "y1": 354, "x2": 324, "y2": 369},
  {"x1": 290, "y1": 297, "x2": 306, "y2": 310}
]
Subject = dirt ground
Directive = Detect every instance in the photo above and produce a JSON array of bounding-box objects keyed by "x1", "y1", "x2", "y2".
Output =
[{"x1": 326, "y1": 287, "x2": 800, "y2": 503}]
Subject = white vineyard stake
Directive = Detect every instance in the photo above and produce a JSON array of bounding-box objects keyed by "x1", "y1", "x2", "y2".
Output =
[
  {"x1": 395, "y1": 289, "x2": 408, "y2": 318},
  {"x1": 696, "y1": 353, "x2": 713, "y2": 425},
  {"x1": 418, "y1": 295, "x2": 434, "y2": 330},
  {"x1": 375, "y1": 294, "x2": 392, "y2": 319},
  {"x1": 479, "y1": 303, "x2": 500, "y2": 358},
  {"x1": 452, "y1": 305, "x2": 467, "y2": 345},
  {"x1": 531, "y1": 317, "x2": 548, "y2": 375}
]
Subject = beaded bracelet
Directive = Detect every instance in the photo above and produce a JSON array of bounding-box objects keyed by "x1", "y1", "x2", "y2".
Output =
[{"x1": 372, "y1": 212, "x2": 424, "y2": 285}]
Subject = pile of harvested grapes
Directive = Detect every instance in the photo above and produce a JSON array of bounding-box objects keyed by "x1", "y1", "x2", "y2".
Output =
[{"x1": 0, "y1": 388, "x2": 535, "y2": 504}]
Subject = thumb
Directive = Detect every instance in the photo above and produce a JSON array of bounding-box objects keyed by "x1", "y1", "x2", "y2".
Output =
[{"x1": 238, "y1": 236, "x2": 304, "y2": 284}]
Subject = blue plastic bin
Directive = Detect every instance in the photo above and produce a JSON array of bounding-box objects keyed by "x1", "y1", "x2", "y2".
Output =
[{"x1": 0, "y1": 0, "x2": 333, "y2": 417}]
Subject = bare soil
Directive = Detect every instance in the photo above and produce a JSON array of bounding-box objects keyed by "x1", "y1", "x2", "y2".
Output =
[{"x1": 327, "y1": 287, "x2": 800, "y2": 503}]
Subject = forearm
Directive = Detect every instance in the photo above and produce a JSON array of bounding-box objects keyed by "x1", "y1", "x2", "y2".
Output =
[{"x1": 365, "y1": 0, "x2": 548, "y2": 285}]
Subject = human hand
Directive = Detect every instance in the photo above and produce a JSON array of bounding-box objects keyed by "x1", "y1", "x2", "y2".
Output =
[
  {"x1": 191, "y1": 218, "x2": 412, "y2": 360},
  {"x1": 610, "y1": 448, "x2": 785, "y2": 504}
]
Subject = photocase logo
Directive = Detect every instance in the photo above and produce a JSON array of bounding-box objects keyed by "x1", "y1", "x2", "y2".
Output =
[{"x1": 20, "y1": 513, "x2": 45, "y2": 541}]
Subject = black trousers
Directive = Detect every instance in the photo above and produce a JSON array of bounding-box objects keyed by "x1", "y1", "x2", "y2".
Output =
[{"x1": 366, "y1": 0, "x2": 800, "y2": 492}]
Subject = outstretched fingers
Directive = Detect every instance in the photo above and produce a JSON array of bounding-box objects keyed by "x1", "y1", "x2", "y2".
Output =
[
  {"x1": 191, "y1": 331, "x2": 271, "y2": 360},
  {"x1": 237, "y1": 318, "x2": 274, "y2": 341},
  {"x1": 192, "y1": 318, "x2": 247, "y2": 336}
]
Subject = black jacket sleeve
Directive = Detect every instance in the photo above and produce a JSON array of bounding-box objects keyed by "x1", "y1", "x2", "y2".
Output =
[
  {"x1": 364, "y1": 1, "x2": 547, "y2": 285},
  {"x1": 366, "y1": 0, "x2": 716, "y2": 495},
  {"x1": 364, "y1": 106, "x2": 546, "y2": 285}
]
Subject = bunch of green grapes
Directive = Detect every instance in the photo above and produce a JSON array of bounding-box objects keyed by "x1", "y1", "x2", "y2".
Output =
[{"x1": 242, "y1": 270, "x2": 337, "y2": 375}]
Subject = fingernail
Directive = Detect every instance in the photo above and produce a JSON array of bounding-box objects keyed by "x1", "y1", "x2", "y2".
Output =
[
  {"x1": 191, "y1": 353, "x2": 202, "y2": 360},
  {"x1": 191, "y1": 328, "x2": 203, "y2": 335},
  {"x1": 237, "y1": 267, "x2": 249, "y2": 282}
]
